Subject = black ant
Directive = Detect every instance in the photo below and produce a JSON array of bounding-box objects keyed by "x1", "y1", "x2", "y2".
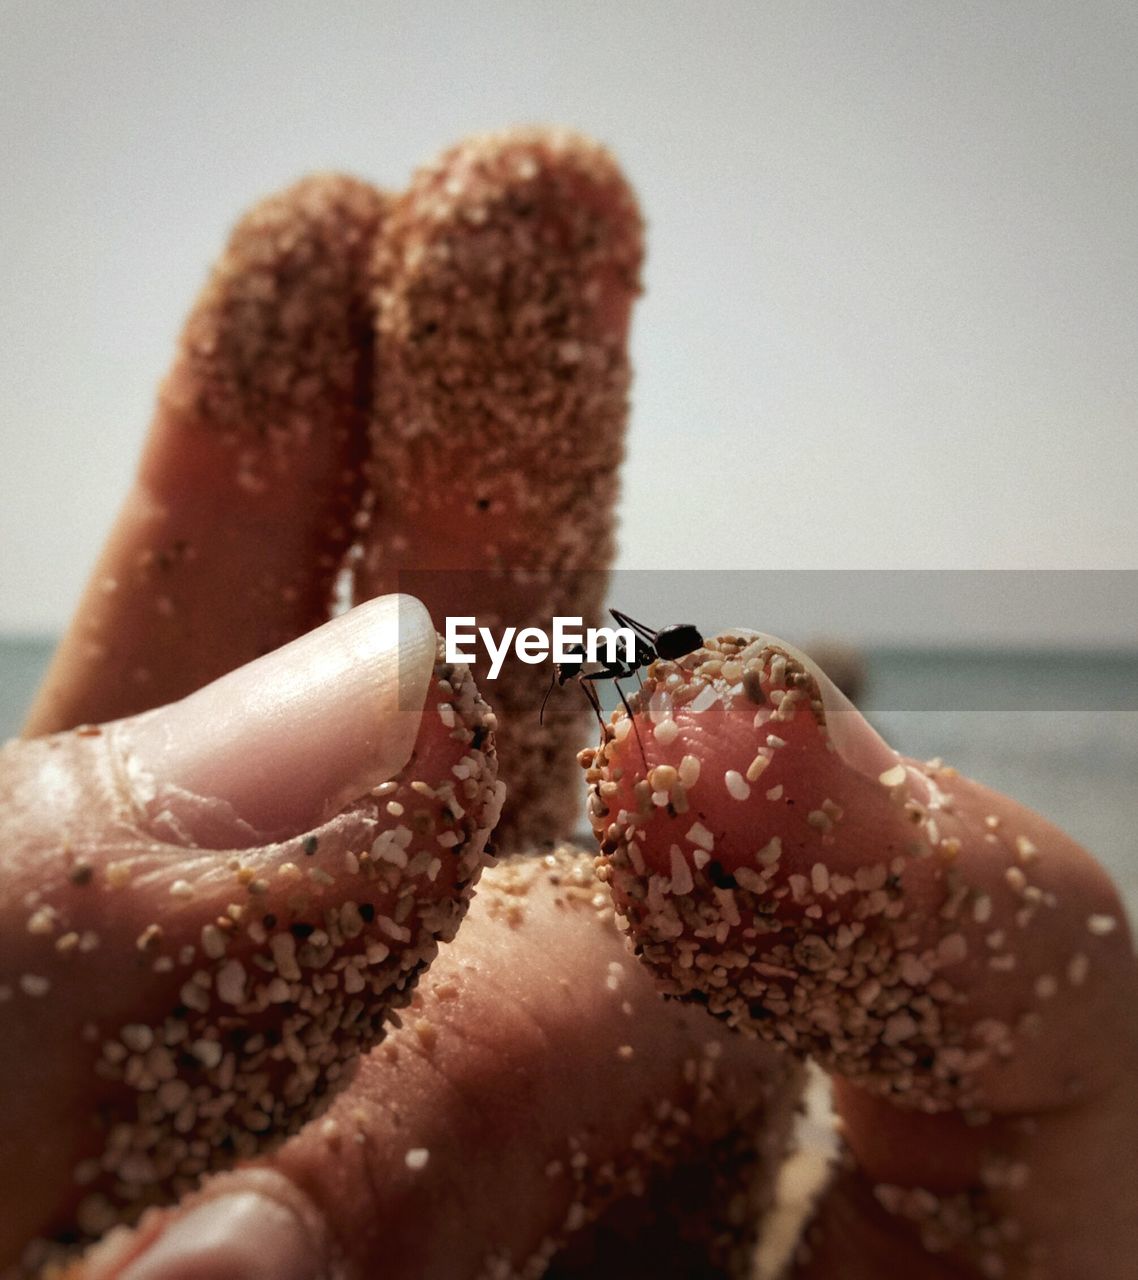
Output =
[{"x1": 540, "y1": 609, "x2": 704, "y2": 761}]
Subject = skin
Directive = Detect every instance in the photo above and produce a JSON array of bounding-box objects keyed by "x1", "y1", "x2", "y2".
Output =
[
  {"x1": 24, "y1": 128, "x2": 642, "y2": 857},
  {"x1": 584, "y1": 633, "x2": 1138, "y2": 1278},
  {"x1": 2, "y1": 131, "x2": 1134, "y2": 1277},
  {"x1": 79, "y1": 854, "x2": 801, "y2": 1280},
  {"x1": 1, "y1": 599, "x2": 503, "y2": 1263},
  {"x1": 359, "y1": 129, "x2": 642, "y2": 849},
  {"x1": 23, "y1": 175, "x2": 385, "y2": 736}
]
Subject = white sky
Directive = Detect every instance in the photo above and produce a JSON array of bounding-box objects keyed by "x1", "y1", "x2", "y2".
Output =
[{"x1": 2, "y1": 2, "x2": 1137, "y2": 641}]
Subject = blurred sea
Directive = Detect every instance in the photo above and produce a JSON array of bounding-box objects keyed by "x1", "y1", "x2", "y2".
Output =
[{"x1": 2, "y1": 638, "x2": 1135, "y2": 918}]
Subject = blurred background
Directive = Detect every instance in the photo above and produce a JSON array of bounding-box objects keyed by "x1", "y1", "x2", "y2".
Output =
[{"x1": 1, "y1": 2, "x2": 1135, "y2": 899}]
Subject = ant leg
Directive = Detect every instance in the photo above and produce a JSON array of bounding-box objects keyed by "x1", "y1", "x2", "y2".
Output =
[
  {"x1": 613, "y1": 678, "x2": 648, "y2": 766},
  {"x1": 580, "y1": 668, "x2": 647, "y2": 763},
  {"x1": 542, "y1": 642, "x2": 591, "y2": 726},
  {"x1": 579, "y1": 665, "x2": 635, "y2": 742},
  {"x1": 579, "y1": 663, "x2": 630, "y2": 687},
  {"x1": 577, "y1": 674, "x2": 608, "y2": 736},
  {"x1": 539, "y1": 668, "x2": 558, "y2": 725}
]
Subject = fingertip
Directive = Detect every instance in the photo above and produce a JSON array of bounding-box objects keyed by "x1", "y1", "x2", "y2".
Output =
[
  {"x1": 361, "y1": 126, "x2": 642, "y2": 851},
  {"x1": 587, "y1": 629, "x2": 1138, "y2": 1119},
  {"x1": 25, "y1": 175, "x2": 388, "y2": 739},
  {"x1": 81, "y1": 1172, "x2": 327, "y2": 1280}
]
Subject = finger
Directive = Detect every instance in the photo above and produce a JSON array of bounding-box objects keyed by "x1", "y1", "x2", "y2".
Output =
[
  {"x1": 582, "y1": 631, "x2": 1138, "y2": 1278},
  {"x1": 542, "y1": 1124, "x2": 789, "y2": 1280},
  {"x1": 25, "y1": 176, "x2": 386, "y2": 737},
  {"x1": 358, "y1": 128, "x2": 643, "y2": 850},
  {"x1": 1, "y1": 596, "x2": 502, "y2": 1267},
  {"x1": 76, "y1": 852, "x2": 803, "y2": 1280}
]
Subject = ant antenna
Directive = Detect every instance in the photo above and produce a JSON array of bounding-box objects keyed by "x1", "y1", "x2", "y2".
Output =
[{"x1": 609, "y1": 608, "x2": 658, "y2": 646}]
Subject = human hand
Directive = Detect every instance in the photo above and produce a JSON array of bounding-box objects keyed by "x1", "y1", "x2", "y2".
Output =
[
  {"x1": 3, "y1": 595, "x2": 501, "y2": 1268},
  {"x1": 10, "y1": 121, "x2": 1133, "y2": 1280},
  {"x1": 2, "y1": 129, "x2": 676, "y2": 1276},
  {"x1": 75, "y1": 850, "x2": 800, "y2": 1280},
  {"x1": 64, "y1": 635, "x2": 1137, "y2": 1280},
  {"x1": 23, "y1": 128, "x2": 641, "y2": 854},
  {"x1": 585, "y1": 631, "x2": 1138, "y2": 1278}
]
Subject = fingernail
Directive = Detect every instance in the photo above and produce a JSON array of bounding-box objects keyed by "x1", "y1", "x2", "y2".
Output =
[
  {"x1": 118, "y1": 593, "x2": 435, "y2": 838},
  {"x1": 118, "y1": 1191, "x2": 323, "y2": 1280},
  {"x1": 743, "y1": 629, "x2": 899, "y2": 780}
]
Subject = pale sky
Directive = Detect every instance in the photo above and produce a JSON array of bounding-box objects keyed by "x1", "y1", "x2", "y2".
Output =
[{"x1": 3, "y1": 1, "x2": 1137, "y2": 641}]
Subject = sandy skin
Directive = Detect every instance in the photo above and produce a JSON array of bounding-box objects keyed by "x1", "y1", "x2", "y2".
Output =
[
  {"x1": 25, "y1": 130, "x2": 642, "y2": 855},
  {"x1": 6, "y1": 124, "x2": 1137, "y2": 1278},
  {"x1": 1, "y1": 600, "x2": 502, "y2": 1263},
  {"x1": 583, "y1": 630, "x2": 1138, "y2": 1278},
  {"x1": 77, "y1": 852, "x2": 801, "y2": 1280}
]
